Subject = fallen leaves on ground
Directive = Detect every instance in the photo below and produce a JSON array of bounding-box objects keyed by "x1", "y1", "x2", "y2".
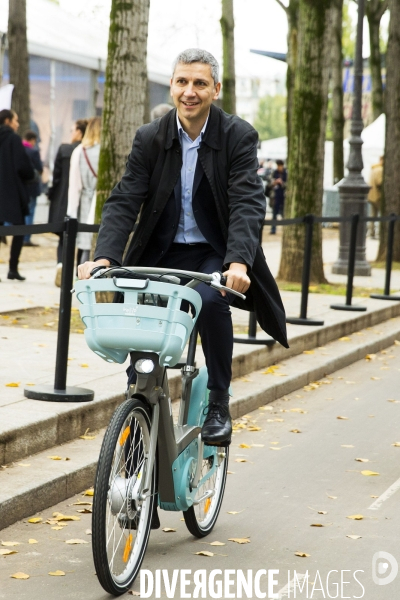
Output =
[
  {"x1": 52, "y1": 513, "x2": 80, "y2": 522},
  {"x1": 17, "y1": 463, "x2": 30, "y2": 467},
  {"x1": 1, "y1": 541, "x2": 20, "y2": 547},
  {"x1": 128, "y1": 592, "x2": 141, "y2": 597},
  {"x1": 337, "y1": 416, "x2": 349, "y2": 420},
  {"x1": 27, "y1": 517, "x2": 42, "y2": 524},
  {"x1": 83, "y1": 489, "x2": 94, "y2": 497},
  {"x1": 371, "y1": 377, "x2": 381, "y2": 381},
  {"x1": 365, "y1": 354, "x2": 376, "y2": 361},
  {"x1": 65, "y1": 539, "x2": 88, "y2": 545},
  {"x1": 347, "y1": 535, "x2": 362, "y2": 540},
  {"x1": 227, "y1": 511, "x2": 244, "y2": 515},
  {"x1": 310, "y1": 524, "x2": 324, "y2": 527},
  {"x1": 258, "y1": 406, "x2": 273, "y2": 411},
  {"x1": 195, "y1": 550, "x2": 214, "y2": 557},
  {"x1": 347, "y1": 515, "x2": 364, "y2": 520},
  {"x1": 238, "y1": 444, "x2": 251, "y2": 449},
  {"x1": 290, "y1": 408, "x2": 307, "y2": 413},
  {"x1": 5, "y1": 382, "x2": 20, "y2": 387},
  {"x1": 341, "y1": 445, "x2": 354, "y2": 448},
  {"x1": 235, "y1": 458, "x2": 248, "y2": 463},
  {"x1": 361, "y1": 470, "x2": 379, "y2": 476},
  {"x1": 327, "y1": 495, "x2": 337, "y2": 500},
  {"x1": 48, "y1": 456, "x2": 63, "y2": 461},
  {"x1": 72, "y1": 501, "x2": 92, "y2": 506},
  {"x1": 303, "y1": 350, "x2": 314, "y2": 355},
  {"x1": 80, "y1": 363, "x2": 89, "y2": 368},
  {"x1": 162, "y1": 528, "x2": 176, "y2": 533},
  {"x1": 355, "y1": 458, "x2": 369, "y2": 463},
  {"x1": 392, "y1": 442, "x2": 400, "y2": 447},
  {"x1": 295, "y1": 552, "x2": 310, "y2": 557},
  {"x1": 209, "y1": 541, "x2": 226, "y2": 546},
  {"x1": 247, "y1": 426, "x2": 262, "y2": 432},
  {"x1": 0, "y1": 549, "x2": 18, "y2": 556},
  {"x1": 339, "y1": 337, "x2": 351, "y2": 342},
  {"x1": 28, "y1": 539, "x2": 38, "y2": 544},
  {"x1": 80, "y1": 428, "x2": 96, "y2": 440},
  {"x1": 48, "y1": 570, "x2": 65, "y2": 576},
  {"x1": 228, "y1": 538, "x2": 250, "y2": 544},
  {"x1": 290, "y1": 429, "x2": 302, "y2": 434},
  {"x1": 11, "y1": 572, "x2": 29, "y2": 579}
]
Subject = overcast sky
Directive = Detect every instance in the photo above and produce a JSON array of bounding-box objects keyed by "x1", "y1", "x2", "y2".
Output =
[{"x1": 58, "y1": 0, "x2": 381, "y2": 81}]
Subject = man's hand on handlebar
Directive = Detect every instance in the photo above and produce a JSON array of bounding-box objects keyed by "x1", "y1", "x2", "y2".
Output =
[
  {"x1": 221, "y1": 262, "x2": 250, "y2": 297},
  {"x1": 78, "y1": 259, "x2": 111, "y2": 280}
]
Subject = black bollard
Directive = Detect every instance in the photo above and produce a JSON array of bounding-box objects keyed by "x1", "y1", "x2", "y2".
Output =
[
  {"x1": 331, "y1": 214, "x2": 367, "y2": 311},
  {"x1": 286, "y1": 214, "x2": 324, "y2": 326},
  {"x1": 24, "y1": 218, "x2": 94, "y2": 402},
  {"x1": 370, "y1": 214, "x2": 400, "y2": 301},
  {"x1": 233, "y1": 311, "x2": 276, "y2": 345}
]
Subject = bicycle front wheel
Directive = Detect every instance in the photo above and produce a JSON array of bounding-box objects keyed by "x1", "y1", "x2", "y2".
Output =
[
  {"x1": 184, "y1": 446, "x2": 229, "y2": 538},
  {"x1": 92, "y1": 398, "x2": 156, "y2": 596}
]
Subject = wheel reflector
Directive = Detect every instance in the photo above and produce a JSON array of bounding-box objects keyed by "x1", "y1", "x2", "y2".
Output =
[
  {"x1": 119, "y1": 426, "x2": 131, "y2": 446},
  {"x1": 204, "y1": 498, "x2": 211, "y2": 513},
  {"x1": 122, "y1": 533, "x2": 133, "y2": 563}
]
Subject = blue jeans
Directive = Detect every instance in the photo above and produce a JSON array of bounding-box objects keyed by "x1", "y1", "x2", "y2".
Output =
[{"x1": 24, "y1": 196, "x2": 37, "y2": 243}]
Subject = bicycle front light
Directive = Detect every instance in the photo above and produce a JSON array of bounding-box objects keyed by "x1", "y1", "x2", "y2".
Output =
[{"x1": 135, "y1": 359, "x2": 155, "y2": 374}]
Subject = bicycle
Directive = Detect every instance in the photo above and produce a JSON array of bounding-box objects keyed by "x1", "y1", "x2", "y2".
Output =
[{"x1": 74, "y1": 265, "x2": 246, "y2": 596}]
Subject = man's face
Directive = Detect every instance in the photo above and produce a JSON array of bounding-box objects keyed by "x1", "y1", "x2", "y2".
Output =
[
  {"x1": 170, "y1": 62, "x2": 220, "y2": 125},
  {"x1": 71, "y1": 124, "x2": 83, "y2": 143}
]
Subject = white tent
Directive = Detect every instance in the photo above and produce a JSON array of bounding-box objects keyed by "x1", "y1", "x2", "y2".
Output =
[
  {"x1": 258, "y1": 114, "x2": 386, "y2": 189},
  {"x1": 258, "y1": 137, "x2": 334, "y2": 189}
]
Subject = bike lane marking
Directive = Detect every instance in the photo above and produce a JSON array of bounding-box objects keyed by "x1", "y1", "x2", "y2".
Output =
[{"x1": 368, "y1": 475, "x2": 400, "y2": 510}]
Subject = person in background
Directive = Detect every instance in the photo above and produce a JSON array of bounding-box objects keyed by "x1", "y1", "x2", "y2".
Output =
[
  {"x1": 22, "y1": 130, "x2": 43, "y2": 247},
  {"x1": 150, "y1": 103, "x2": 173, "y2": 121},
  {"x1": 270, "y1": 159, "x2": 287, "y2": 235},
  {"x1": 48, "y1": 119, "x2": 88, "y2": 286},
  {"x1": 67, "y1": 116, "x2": 101, "y2": 265},
  {"x1": 0, "y1": 109, "x2": 34, "y2": 281},
  {"x1": 367, "y1": 156, "x2": 383, "y2": 239}
]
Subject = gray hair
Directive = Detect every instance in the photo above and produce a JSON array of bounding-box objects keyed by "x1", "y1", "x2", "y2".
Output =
[
  {"x1": 150, "y1": 103, "x2": 173, "y2": 121},
  {"x1": 172, "y1": 48, "x2": 219, "y2": 85}
]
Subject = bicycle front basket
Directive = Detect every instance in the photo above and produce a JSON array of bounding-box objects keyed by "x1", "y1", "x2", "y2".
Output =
[{"x1": 74, "y1": 277, "x2": 202, "y2": 366}]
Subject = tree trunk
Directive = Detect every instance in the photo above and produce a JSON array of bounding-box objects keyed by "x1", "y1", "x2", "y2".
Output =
[
  {"x1": 95, "y1": 0, "x2": 150, "y2": 227},
  {"x1": 277, "y1": 0, "x2": 333, "y2": 283},
  {"x1": 8, "y1": 0, "x2": 30, "y2": 134},
  {"x1": 381, "y1": 0, "x2": 400, "y2": 261},
  {"x1": 331, "y1": 0, "x2": 344, "y2": 184},
  {"x1": 366, "y1": 0, "x2": 388, "y2": 121},
  {"x1": 220, "y1": 0, "x2": 236, "y2": 114}
]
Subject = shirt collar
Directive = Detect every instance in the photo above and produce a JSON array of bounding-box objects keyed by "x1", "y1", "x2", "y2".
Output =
[{"x1": 176, "y1": 112, "x2": 209, "y2": 142}]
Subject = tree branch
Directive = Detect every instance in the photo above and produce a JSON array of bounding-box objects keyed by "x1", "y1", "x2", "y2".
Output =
[
  {"x1": 274, "y1": 0, "x2": 288, "y2": 14},
  {"x1": 377, "y1": 0, "x2": 389, "y2": 21}
]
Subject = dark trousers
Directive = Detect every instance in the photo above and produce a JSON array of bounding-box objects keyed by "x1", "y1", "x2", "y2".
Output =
[
  {"x1": 127, "y1": 243, "x2": 234, "y2": 392},
  {"x1": 271, "y1": 198, "x2": 284, "y2": 234},
  {"x1": 0, "y1": 222, "x2": 24, "y2": 271}
]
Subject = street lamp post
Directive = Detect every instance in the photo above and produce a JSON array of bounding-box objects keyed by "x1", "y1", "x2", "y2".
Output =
[{"x1": 332, "y1": 0, "x2": 371, "y2": 276}]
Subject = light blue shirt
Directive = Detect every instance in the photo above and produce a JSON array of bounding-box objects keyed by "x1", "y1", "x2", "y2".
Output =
[{"x1": 173, "y1": 114, "x2": 208, "y2": 244}]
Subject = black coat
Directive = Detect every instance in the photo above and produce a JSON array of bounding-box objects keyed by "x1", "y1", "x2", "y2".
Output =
[
  {"x1": 48, "y1": 142, "x2": 79, "y2": 224},
  {"x1": 0, "y1": 125, "x2": 34, "y2": 224},
  {"x1": 24, "y1": 144, "x2": 43, "y2": 199},
  {"x1": 95, "y1": 105, "x2": 288, "y2": 347}
]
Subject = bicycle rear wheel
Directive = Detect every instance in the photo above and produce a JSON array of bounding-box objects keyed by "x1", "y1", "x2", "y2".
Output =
[
  {"x1": 184, "y1": 446, "x2": 229, "y2": 538},
  {"x1": 92, "y1": 398, "x2": 156, "y2": 596}
]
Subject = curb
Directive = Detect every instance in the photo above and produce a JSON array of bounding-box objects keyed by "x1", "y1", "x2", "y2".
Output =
[{"x1": 2, "y1": 300, "x2": 400, "y2": 466}]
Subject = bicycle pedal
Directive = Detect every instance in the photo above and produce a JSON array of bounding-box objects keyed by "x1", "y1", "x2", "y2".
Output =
[{"x1": 204, "y1": 439, "x2": 231, "y2": 447}]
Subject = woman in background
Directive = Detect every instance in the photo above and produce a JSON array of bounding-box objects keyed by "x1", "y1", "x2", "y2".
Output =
[
  {"x1": 67, "y1": 116, "x2": 101, "y2": 264},
  {"x1": 48, "y1": 119, "x2": 88, "y2": 286}
]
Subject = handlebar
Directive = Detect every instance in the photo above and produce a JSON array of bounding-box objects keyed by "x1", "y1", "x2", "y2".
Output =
[{"x1": 88, "y1": 266, "x2": 246, "y2": 300}]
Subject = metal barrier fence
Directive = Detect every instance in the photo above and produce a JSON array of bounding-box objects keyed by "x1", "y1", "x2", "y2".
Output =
[{"x1": 1, "y1": 214, "x2": 399, "y2": 403}]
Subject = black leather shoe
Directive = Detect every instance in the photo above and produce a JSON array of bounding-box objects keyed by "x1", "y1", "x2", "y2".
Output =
[
  {"x1": 201, "y1": 403, "x2": 232, "y2": 446},
  {"x1": 7, "y1": 271, "x2": 26, "y2": 281}
]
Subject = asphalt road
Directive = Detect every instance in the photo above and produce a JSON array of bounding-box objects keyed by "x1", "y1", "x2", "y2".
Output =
[{"x1": 1, "y1": 343, "x2": 400, "y2": 600}]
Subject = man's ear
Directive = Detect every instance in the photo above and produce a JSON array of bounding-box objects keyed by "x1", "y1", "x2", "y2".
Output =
[{"x1": 213, "y1": 82, "x2": 221, "y2": 101}]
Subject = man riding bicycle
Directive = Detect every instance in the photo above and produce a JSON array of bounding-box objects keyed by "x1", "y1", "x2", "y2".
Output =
[{"x1": 78, "y1": 48, "x2": 288, "y2": 448}]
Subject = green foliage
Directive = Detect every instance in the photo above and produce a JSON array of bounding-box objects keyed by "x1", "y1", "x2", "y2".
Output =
[
  {"x1": 253, "y1": 95, "x2": 287, "y2": 141},
  {"x1": 343, "y1": 0, "x2": 356, "y2": 60}
]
